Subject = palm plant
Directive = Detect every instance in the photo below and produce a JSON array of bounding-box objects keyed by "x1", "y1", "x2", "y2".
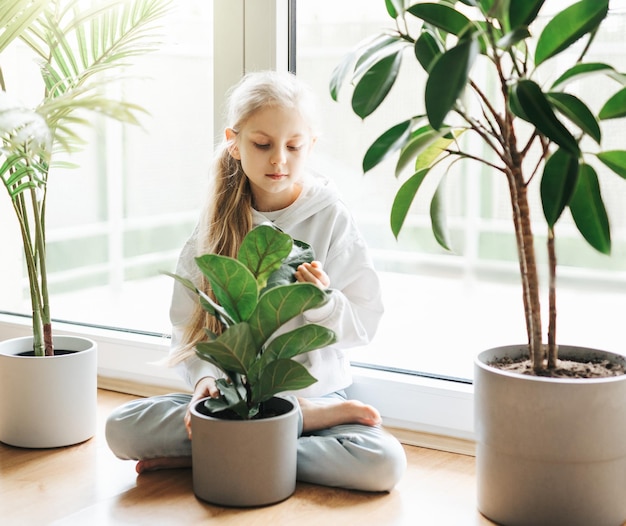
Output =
[
  {"x1": 331, "y1": 0, "x2": 626, "y2": 373},
  {"x1": 0, "y1": 0, "x2": 169, "y2": 356}
]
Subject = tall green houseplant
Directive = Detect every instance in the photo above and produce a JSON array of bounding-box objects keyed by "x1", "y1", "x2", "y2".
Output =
[
  {"x1": 0, "y1": 0, "x2": 169, "y2": 356},
  {"x1": 331, "y1": 0, "x2": 626, "y2": 373}
]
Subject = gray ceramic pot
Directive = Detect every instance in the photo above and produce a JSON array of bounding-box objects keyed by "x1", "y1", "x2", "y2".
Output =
[
  {"x1": 474, "y1": 344, "x2": 626, "y2": 526},
  {"x1": 190, "y1": 395, "x2": 299, "y2": 507}
]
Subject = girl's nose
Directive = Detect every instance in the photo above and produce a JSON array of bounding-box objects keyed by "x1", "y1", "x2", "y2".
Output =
[{"x1": 270, "y1": 147, "x2": 287, "y2": 166}]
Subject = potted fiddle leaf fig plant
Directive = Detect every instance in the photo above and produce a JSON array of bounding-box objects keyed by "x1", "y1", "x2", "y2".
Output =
[
  {"x1": 331, "y1": 0, "x2": 626, "y2": 524},
  {"x1": 0, "y1": 0, "x2": 169, "y2": 448},
  {"x1": 166, "y1": 224, "x2": 336, "y2": 507}
]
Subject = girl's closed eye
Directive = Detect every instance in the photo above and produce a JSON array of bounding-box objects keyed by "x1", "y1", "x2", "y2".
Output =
[{"x1": 253, "y1": 142, "x2": 270, "y2": 150}]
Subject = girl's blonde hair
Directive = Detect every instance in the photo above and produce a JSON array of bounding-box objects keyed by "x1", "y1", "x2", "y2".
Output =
[{"x1": 170, "y1": 70, "x2": 319, "y2": 365}]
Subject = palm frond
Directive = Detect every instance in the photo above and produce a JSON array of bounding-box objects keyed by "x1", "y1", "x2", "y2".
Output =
[
  {"x1": 21, "y1": 0, "x2": 168, "y2": 155},
  {"x1": 0, "y1": 0, "x2": 49, "y2": 55}
]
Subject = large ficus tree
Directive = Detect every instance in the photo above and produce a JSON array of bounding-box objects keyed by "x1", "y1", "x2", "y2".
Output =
[
  {"x1": 0, "y1": 0, "x2": 169, "y2": 356},
  {"x1": 331, "y1": 0, "x2": 626, "y2": 373}
]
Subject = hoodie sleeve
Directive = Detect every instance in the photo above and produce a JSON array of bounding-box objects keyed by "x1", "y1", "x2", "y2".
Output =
[{"x1": 303, "y1": 217, "x2": 384, "y2": 349}]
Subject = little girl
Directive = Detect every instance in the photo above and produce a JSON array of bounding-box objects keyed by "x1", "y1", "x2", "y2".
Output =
[{"x1": 106, "y1": 70, "x2": 407, "y2": 492}]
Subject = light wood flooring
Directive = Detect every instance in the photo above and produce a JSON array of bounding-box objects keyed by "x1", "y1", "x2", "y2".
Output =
[{"x1": 0, "y1": 390, "x2": 495, "y2": 525}]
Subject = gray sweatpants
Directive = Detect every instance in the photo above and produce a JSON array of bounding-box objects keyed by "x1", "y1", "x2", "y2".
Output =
[{"x1": 105, "y1": 392, "x2": 407, "y2": 492}]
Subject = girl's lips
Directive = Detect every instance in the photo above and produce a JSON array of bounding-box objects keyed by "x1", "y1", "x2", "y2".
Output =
[{"x1": 266, "y1": 173, "x2": 287, "y2": 179}]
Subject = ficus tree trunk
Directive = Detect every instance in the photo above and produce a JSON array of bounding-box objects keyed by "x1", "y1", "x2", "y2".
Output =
[
  {"x1": 503, "y1": 119, "x2": 544, "y2": 372},
  {"x1": 508, "y1": 169, "x2": 544, "y2": 372}
]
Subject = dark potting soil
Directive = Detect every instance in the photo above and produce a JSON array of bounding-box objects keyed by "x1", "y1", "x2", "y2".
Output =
[
  {"x1": 197, "y1": 398, "x2": 293, "y2": 420},
  {"x1": 492, "y1": 356, "x2": 626, "y2": 378},
  {"x1": 17, "y1": 350, "x2": 76, "y2": 357}
]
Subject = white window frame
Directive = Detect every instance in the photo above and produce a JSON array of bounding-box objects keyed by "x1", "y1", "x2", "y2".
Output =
[{"x1": 0, "y1": 0, "x2": 475, "y2": 452}]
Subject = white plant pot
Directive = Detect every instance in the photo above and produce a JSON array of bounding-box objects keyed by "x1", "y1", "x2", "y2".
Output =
[
  {"x1": 190, "y1": 396, "x2": 299, "y2": 507},
  {"x1": 475, "y1": 345, "x2": 626, "y2": 526},
  {"x1": 0, "y1": 335, "x2": 97, "y2": 448}
]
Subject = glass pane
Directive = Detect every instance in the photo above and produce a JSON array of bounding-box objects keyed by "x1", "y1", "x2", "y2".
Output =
[
  {"x1": 296, "y1": 1, "x2": 626, "y2": 380},
  {"x1": 1, "y1": 2, "x2": 214, "y2": 335}
]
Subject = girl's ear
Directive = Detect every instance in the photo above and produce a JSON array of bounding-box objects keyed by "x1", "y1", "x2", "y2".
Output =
[{"x1": 225, "y1": 128, "x2": 240, "y2": 160}]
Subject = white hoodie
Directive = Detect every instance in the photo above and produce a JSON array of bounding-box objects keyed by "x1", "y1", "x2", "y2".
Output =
[{"x1": 168, "y1": 171, "x2": 384, "y2": 397}]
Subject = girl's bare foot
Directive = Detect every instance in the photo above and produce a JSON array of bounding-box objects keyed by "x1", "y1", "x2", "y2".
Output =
[
  {"x1": 298, "y1": 398, "x2": 382, "y2": 433},
  {"x1": 135, "y1": 456, "x2": 191, "y2": 474}
]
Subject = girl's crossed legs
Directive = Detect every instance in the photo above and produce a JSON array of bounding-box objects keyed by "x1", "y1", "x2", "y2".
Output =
[{"x1": 105, "y1": 392, "x2": 406, "y2": 492}]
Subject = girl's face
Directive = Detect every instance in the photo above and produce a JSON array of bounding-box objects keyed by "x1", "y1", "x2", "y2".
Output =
[{"x1": 226, "y1": 105, "x2": 316, "y2": 212}]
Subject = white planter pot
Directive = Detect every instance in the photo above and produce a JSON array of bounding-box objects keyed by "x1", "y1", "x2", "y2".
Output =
[
  {"x1": 475, "y1": 345, "x2": 626, "y2": 526},
  {"x1": 0, "y1": 335, "x2": 97, "y2": 448},
  {"x1": 190, "y1": 396, "x2": 299, "y2": 507}
]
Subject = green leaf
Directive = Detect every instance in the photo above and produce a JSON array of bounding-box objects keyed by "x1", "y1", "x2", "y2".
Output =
[
  {"x1": 250, "y1": 324, "x2": 336, "y2": 384},
  {"x1": 329, "y1": 33, "x2": 403, "y2": 102},
  {"x1": 202, "y1": 394, "x2": 236, "y2": 415},
  {"x1": 253, "y1": 360, "x2": 317, "y2": 403},
  {"x1": 511, "y1": 80, "x2": 580, "y2": 156},
  {"x1": 363, "y1": 119, "x2": 414, "y2": 173},
  {"x1": 385, "y1": 0, "x2": 405, "y2": 19},
  {"x1": 353, "y1": 35, "x2": 406, "y2": 81},
  {"x1": 569, "y1": 163, "x2": 611, "y2": 254},
  {"x1": 430, "y1": 174, "x2": 452, "y2": 251},
  {"x1": 395, "y1": 124, "x2": 449, "y2": 177},
  {"x1": 414, "y1": 30, "x2": 443, "y2": 72},
  {"x1": 248, "y1": 284, "x2": 330, "y2": 349},
  {"x1": 329, "y1": 47, "x2": 357, "y2": 102},
  {"x1": 263, "y1": 239, "x2": 315, "y2": 292},
  {"x1": 206, "y1": 381, "x2": 252, "y2": 419},
  {"x1": 496, "y1": 27, "x2": 531, "y2": 51},
  {"x1": 391, "y1": 168, "x2": 431, "y2": 238},
  {"x1": 237, "y1": 225, "x2": 292, "y2": 289},
  {"x1": 534, "y1": 0, "x2": 609, "y2": 66},
  {"x1": 540, "y1": 148, "x2": 579, "y2": 227},
  {"x1": 215, "y1": 379, "x2": 245, "y2": 405},
  {"x1": 352, "y1": 50, "x2": 403, "y2": 119},
  {"x1": 263, "y1": 324, "x2": 337, "y2": 362},
  {"x1": 161, "y1": 270, "x2": 234, "y2": 327},
  {"x1": 195, "y1": 323, "x2": 257, "y2": 376},
  {"x1": 407, "y1": 3, "x2": 473, "y2": 36},
  {"x1": 195, "y1": 254, "x2": 258, "y2": 323},
  {"x1": 3, "y1": 162, "x2": 33, "y2": 188},
  {"x1": 598, "y1": 88, "x2": 626, "y2": 120},
  {"x1": 425, "y1": 37, "x2": 478, "y2": 130},
  {"x1": 596, "y1": 150, "x2": 626, "y2": 179},
  {"x1": 480, "y1": 0, "x2": 503, "y2": 20},
  {"x1": 414, "y1": 131, "x2": 458, "y2": 173},
  {"x1": 508, "y1": 84, "x2": 529, "y2": 121},
  {"x1": 550, "y1": 62, "x2": 622, "y2": 91},
  {"x1": 509, "y1": 0, "x2": 545, "y2": 30},
  {"x1": 546, "y1": 92, "x2": 600, "y2": 143}
]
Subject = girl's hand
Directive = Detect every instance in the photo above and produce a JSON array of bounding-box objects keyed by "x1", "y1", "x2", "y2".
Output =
[
  {"x1": 294, "y1": 261, "x2": 330, "y2": 290},
  {"x1": 185, "y1": 376, "x2": 219, "y2": 439}
]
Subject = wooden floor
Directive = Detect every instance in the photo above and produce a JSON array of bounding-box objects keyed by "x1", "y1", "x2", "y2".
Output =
[{"x1": 0, "y1": 390, "x2": 495, "y2": 526}]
